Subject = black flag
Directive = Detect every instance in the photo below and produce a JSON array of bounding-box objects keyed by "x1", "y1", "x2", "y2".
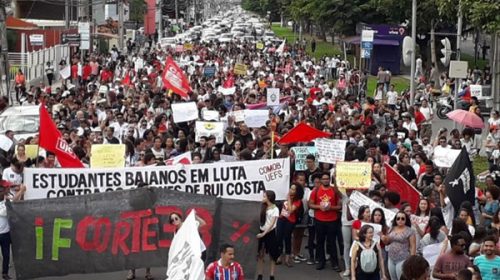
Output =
[{"x1": 444, "y1": 147, "x2": 475, "y2": 214}]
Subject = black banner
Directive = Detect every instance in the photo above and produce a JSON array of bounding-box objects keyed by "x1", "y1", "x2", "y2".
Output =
[
  {"x1": 444, "y1": 147, "x2": 475, "y2": 213},
  {"x1": 7, "y1": 188, "x2": 260, "y2": 280}
]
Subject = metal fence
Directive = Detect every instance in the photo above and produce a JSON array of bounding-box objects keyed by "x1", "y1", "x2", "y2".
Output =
[{"x1": 8, "y1": 44, "x2": 70, "y2": 85}]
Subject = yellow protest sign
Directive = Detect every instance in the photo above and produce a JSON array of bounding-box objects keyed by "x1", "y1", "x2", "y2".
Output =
[
  {"x1": 183, "y1": 43, "x2": 193, "y2": 51},
  {"x1": 91, "y1": 144, "x2": 126, "y2": 168},
  {"x1": 15, "y1": 145, "x2": 39, "y2": 159},
  {"x1": 336, "y1": 162, "x2": 372, "y2": 189},
  {"x1": 256, "y1": 42, "x2": 264, "y2": 50},
  {"x1": 234, "y1": 63, "x2": 248, "y2": 76}
]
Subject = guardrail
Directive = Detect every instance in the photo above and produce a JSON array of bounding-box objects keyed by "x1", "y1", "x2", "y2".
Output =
[{"x1": 8, "y1": 44, "x2": 70, "y2": 85}]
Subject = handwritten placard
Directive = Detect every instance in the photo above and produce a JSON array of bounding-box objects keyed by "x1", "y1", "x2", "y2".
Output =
[
  {"x1": 291, "y1": 146, "x2": 317, "y2": 171},
  {"x1": 315, "y1": 138, "x2": 347, "y2": 164},
  {"x1": 336, "y1": 162, "x2": 372, "y2": 189}
]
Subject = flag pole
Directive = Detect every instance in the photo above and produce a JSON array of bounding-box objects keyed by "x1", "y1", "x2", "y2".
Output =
[
  {"x1": 35, "y1": 103, "x2": 43, "y2": 167},
  {"x1": 271, "y1": 130, "x2": 274, "y2": 159}
]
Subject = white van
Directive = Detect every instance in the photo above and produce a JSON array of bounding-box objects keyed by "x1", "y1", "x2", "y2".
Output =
[{"x1": 0, "y1": 106, "x2": 39, "y2": 141}]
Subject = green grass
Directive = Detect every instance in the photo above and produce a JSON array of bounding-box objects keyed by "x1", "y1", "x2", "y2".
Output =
[
  {"x1": 461, "y1": 53, "x2": 489, "y2": 70},
  {"x1": 366, "y1": 76, "x2": 409, "y2": 97},
  {"x1": 271, "y1": 24, "x2": 342, "y2": 59},
  {"x1": 272, "y1": 24, "x2": 409, "y2": 94},
  {"x1": 473, "y1": 156, "x2": 489, "y2": 189}
]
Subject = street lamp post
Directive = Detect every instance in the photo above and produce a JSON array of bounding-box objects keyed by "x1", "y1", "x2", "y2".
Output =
[{"x1": 409, "y1": 0, "x2": 417, "y2": 106}]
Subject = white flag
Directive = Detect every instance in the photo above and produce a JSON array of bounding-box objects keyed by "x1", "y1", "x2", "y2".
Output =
[
  {"x1": 59, "y1": 66, "x2": 71, "y2": 79},
  {"x1": 165, "y1": 151, "x2": 192, "y2": 165},
  {"x1": 276, "y1": 39, "x2": 286, "y2": 55},
  {"x1": 172, "y1": 102, "x2": 199, "y2": 123},
  {"x1": 166, "y1": 211, "x2": 205, "y2": 280}
]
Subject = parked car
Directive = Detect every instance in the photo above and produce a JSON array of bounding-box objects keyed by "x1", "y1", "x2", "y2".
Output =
[{"x1": 0, "y1": 106, "x2": 39, "y2": 141}]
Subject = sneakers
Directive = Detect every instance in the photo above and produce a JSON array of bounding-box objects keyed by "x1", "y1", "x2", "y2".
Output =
[
  {"x1": 293, "y1": 255, "x2": 306, "y2": 263},
  {"x1": 306, "y1": 259, "x2": 315, "y2": 265},
  {"x1": 342, "y1": 270, "x2": 351, "y2": 277}
]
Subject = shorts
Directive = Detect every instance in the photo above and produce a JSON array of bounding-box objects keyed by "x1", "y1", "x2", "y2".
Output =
[{"x1": 258, "y1": 229, "x2": 280, "y2": 261}]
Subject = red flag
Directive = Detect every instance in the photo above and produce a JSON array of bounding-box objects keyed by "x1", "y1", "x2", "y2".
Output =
[
  {"x1": 277, "y1": 122, "x2": 332, "y2": 144},
  {"x1": 223, "y1": 74, "x2": 235, "y2": 88},
  {"x1": 384, "y1": 163, "x2": 420, "y2": 211},
  {"x1": 39, "y1": 104, "x2": 84, "y2": 168},
  {"x1": 122, "y1": 71, "x2": 131, "y2": 86},
  {"x1": 162, "y1": 56, "x2": 191, "y2": 99}
]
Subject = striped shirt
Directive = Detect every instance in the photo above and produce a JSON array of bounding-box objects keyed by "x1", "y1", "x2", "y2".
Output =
[
  {"x1": 205, "y1": 260, "x2": 244, "y2": 280},
  {"x1": 474, "y1": 255, "x2": 500, "y2": 280}
]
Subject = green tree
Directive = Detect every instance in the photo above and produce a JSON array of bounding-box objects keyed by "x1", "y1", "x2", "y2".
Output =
[
  {"x1": 129, "y1": 0, "x2": 146, "y2": 23},
  {"x1": 461, "y1": 0, "x2": 500, "y2": 34}
]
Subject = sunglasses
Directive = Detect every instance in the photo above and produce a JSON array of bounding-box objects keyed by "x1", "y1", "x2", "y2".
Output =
[{"x1": 396, "y1": 216, "x2": 406, "y2": 221}]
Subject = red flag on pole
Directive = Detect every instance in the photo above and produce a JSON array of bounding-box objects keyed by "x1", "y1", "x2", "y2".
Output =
[
  {"x1": 384, "y1": 163, "x2": 420, "y2": 211},
  {"x1": 277, "y1": 122, "x2": 332, "y2": 144},
  {"x1": 162, "y1": 56, "x2": 191, "y2": 99},
  {"x1": 39, "y1": 104, "x2": 84, "y2": 168}
]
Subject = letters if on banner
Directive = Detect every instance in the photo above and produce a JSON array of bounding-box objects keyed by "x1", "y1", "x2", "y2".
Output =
[
  {"x1": 23, "y1": 158, "x2": 291, "y2": 201},
  {"x1": 7, "y1": 189, "x2": 260, "y2": 280}
]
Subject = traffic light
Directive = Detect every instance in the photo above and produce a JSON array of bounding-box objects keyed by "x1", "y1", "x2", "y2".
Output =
[{"x1": 440, "y1": 37, "x2": 451, "y2": 67}]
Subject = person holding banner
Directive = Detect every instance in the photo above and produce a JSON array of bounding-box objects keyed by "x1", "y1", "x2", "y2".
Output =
[
  {"x1": 0, "y1": 180, "x2": 26, "y2": 280},
  {"x1": 256, "y1": 190, "x2": 280, "y2": 280},
  {"x1": 276, "y1": 183, "x2": 304, "y2": 267},
  {"x1": 352, "y1": 205, "x2": 372, "y2": 241}
]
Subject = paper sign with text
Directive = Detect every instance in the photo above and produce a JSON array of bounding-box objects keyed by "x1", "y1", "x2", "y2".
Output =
[
  {"x1": 291, "y1": 146, "x2": 317, "y2": 171},
  {"x1": 315, "y1": 138, "x2": 347, "y2": 163},
  {"x1": 349, "y1": 191, "x2": 395, "y2": 228},
  {"x1": 90, "y1": 144, "x2": 126, "y2": 168},
  {"x1": 336, "y1": 162, "x2": 372, "y2": 189}
]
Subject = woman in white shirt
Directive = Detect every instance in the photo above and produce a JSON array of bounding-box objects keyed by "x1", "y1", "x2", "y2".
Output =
[{"x1": 256, "y1": 190, "x2": 280, "y2": 280}]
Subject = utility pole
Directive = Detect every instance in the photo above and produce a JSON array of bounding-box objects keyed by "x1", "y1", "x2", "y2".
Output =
[
  {"x1": 0, "y1": 0, "x2": 9, "y2": 97},
  {"x1": 175, "y1": 0, "x2": 178, "y2": 25},
  {"x1": 453, "y1": 2, "x2": 463, "y2": 113},
  {"x1": 158, "y1": 0, "x2": 163, "y2": 38},
  {"x1": 409, "y1": 0, "x2": 417, "y2": 105},
  {"x1": 65, "y1": 0, "x2": 70, "y2": 28},
  {"x1": 118, "y1": 0, "x2": 124, "y2": 51},
  {"x1": 492, "y1": 32, "x2": 499, "y2": 111}
]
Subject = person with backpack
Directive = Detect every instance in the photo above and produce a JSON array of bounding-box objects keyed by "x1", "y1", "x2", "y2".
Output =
[
  {"x1": 350, "y1": 225, "x2": 388, "y2": 280},
  {"x1": 276, "y1": 183, "x2": 304, "y2": 267}
]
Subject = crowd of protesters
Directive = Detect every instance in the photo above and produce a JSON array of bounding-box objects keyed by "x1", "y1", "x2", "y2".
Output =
[{"x1": 1, "y1": 15, "x2": 500, "y2": 280}]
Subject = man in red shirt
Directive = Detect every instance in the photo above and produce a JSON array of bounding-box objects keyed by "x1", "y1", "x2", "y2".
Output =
[
  {"x1": 82, "y1": 61, "x2": 92, "y2": 85},
  {"x1": 308, "y1": 172, "x2": 342, "y2": 271},
  {"x1": 206, "y1": 244, "x2": 244, "y2": 280}
]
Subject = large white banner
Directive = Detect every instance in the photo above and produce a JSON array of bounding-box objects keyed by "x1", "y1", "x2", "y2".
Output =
[
  {"x1": 195, "y1": 121, "x2": 224, "y2": 143},
  {"x1": 315, "y1": 138, "x2": 347, "y2": 164},
  {"x1": 349, "y1": 191, "x2": 395, "y2": 228},
  {"x1": 433, "y1": 146, "x2": 461, "y2": 168},
  {"x1": 172, "y1": 102, "x2": 199, "y2": 123},
  {"x1": 23, "y1": 158, "x2": 290, "y2": 201}
]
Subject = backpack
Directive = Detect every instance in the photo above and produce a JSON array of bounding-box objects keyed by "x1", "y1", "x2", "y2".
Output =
[{"x1": 357, "y1": 241, "x2": 378, "y2": 273}]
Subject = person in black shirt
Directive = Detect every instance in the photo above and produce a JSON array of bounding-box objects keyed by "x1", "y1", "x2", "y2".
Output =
[
  {"x1": 304, "y1": 154, "x2": 321, "y2": 189},
  {"x1": 397, "y1": 152, "x2": 417, "y2": 184}
]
